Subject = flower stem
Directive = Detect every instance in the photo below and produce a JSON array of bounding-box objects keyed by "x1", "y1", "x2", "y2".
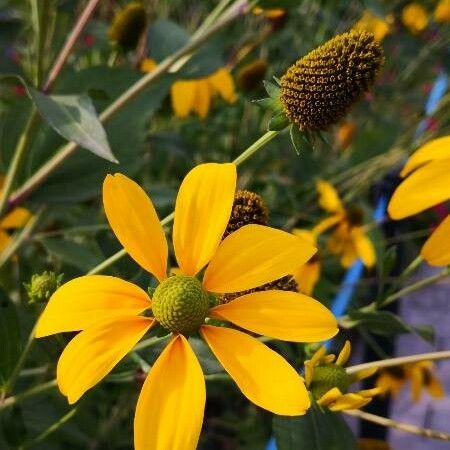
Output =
[
  {"x1": 0, "y1": 206, "x2": 45, "y2": 269},
  {"x1": 346, "y1": 350, "x2": 450, "y2": 375},
  {"x1": 232, "y1": 130, "x2": 279, "y2": 166},
  {"x1": 344, "y1": 409, "x2": 450, "y2": 441},
  {"x1": 0, "y1": 379, "x2": 57, "y2": 411},
  {"x1": 0, "y1": 111, "x2": 40, "y2": 217},
  {"x1": 8, "y1": 0, "x2": 249, "y2": 209},
  {"x1": 18, "y1": 408, "x2": 77, "y2": 450}
]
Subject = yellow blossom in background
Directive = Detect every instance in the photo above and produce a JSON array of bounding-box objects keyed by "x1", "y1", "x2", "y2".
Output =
[
  {"x1": 305, "y1": 341, "x2": 382, "y2": 411},
  {"x1": 171, "y1": 68, "x2": 237, "y2": 119},
  {"x1": 435, "y1": 0, "x2": 450, "y2": 22},
  {"x1": 401, "y1": 3, "x2": 429, "y2": 33},
  {"x1": 313, "y1": 180, "x2": 376, "y2": 268},
  {"x1": 358, "y1": 438, "x2": 392, "y2": 450},
  {"x1": 388, "y1": 136, "x2": 450, "y2": 266},
  {"x1": 376, "y1": 361, "x2": 444, "y2": 402},
  {"x1": 292, "y1": 229, "x2": 321, "y2": 295},
  {"x1": 0, "y1": 175, "x2": 31, "y2": 253},
  {"x1": 336, "y1": 121, "x2": 357, "y2": 151},
  {"x1": 35, "y1": 163, "x2": 338, "y2": 450},
  {"x1": 141, "y1": 60, "x2": 237, "y2": 119},
  {"x1": 354, "y1": 10, "x2": 392, "y2": 42}
]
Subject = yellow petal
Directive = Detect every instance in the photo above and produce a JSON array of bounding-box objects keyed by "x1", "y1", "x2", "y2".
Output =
[
  {"x1": 305, "y1": 346, "x2": 327, "y2": 386},
  {"x1": 203, "y1": 224, "x2": 316, "y2": 293},
  {"x1": 421, "y1": 215, "x2": 450, "y2": 266},
  {"x1": 357, "y1": 387, "x2": 383, "y2": 398},
  {"x1": 57, "y1": 316, "x2": 153, "y2": 404},
  {"x1": 340, "y1": 239, "x2": 358, "y2": 268},
  {"x1": 349, "y1": 366, "x2": 378, "y2": 383},
  {"x1": 317, "y1": 387, "x2": 343, "y2": 406},
  {"x1": 173, "y1": 163, "x2": 236, "y2": 276},
  {"x1": 140, "y1": 57, "x2": 157, "y2": 73},
  {"x1": 0, "y1": 230, "x2": 11, "y2": 253},
  {"x1": 400, "y1": 136, "x2": 450, "y2": 177},
  {"x1": 328, "y1": 393, "x2": 371, "y2": 411},
  {"x1": 103, "y1": 173, "x2": 168, "y2": 281},
  {"x1": 427, "y1": 376, "x2": 445, "y2": 399},
  {"x1": 171, "y1": 80, "x2": 196, "y2": 118},
  {"x1": 134, "y1": 335, "x2": 205, "y2": 450},
  {"x1": 292, "y1": 228, "x2": 317, "y2": 245},
  {"x1": 201, "y1": 325, "x2": 309, "y2": 415},
  {"x1": 193, "y1": 79, "x2": 211, "y2": 119},
  {"x1": 0, "y1": 174, "x2": 4, "y2": 190},
  {"x1": 208, "y1": 68, "x2": 237, "y2": 103},
  {"x1": 312, "y1": 214, "x2": 343, "y2": 236},
  {"x1": 352, "y1": 228, "x2": 376, "y2": 268},
  {"x1": 35, "y1": 275, "x2": 151, "y2": 337},
  {"x1": 209, "y1": 290, "x2": 337, "y2": 342},
  {"x1": 336, "y1": 340, "x2": 351, "y2": 366},
  {"x1": 0, "y1": 207, "x2": 31, "y2": 229},
  {"x1": 316, "y1": 180, "x2": 343, "y2": 213},
  {"x1": 294, "y1": 260, "x2": 321, "y2": 295},
  {"x1": 388, "y1": 160, "x2": 450, "y2": 219}
]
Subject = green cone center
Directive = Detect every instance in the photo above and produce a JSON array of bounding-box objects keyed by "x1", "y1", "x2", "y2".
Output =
[
  {"x1": 309, "y1": 363, "x2": 350, "y2": 399},
  {"x1": 151, "y1": 275, "x2": 209, "y2": 335}
]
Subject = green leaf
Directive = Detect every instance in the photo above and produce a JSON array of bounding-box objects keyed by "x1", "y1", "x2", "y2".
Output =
[
  {"x1": 0, "y1": 287, "x2": 22, "y2": 394},
  {"x1": 273, "y1": 403, "x2": 357, "y2": 450},
  {"x1": 41, "y1": 237, "x2": 103, "y2": 271},
  {"x1": 376, "y1": 246, "x2": 397, "y2": 304},
  {"x1": 27, "y1": 87, "x2": 117, "y2": 163},
  {"x1": 290, "y1": 124, "x2": 305, "y2": 154},
  {"x1": 348, "y1": 310, "x2": 410, "y2": 337},
  {"x1": 412, "y1": 325, "x2": 435, "y2": 344},
  {"x1": 263, "y1": 80, "x2": 280, "y2": 99},
  {"x1": 147, "y1": 19, "x2": 189, "y2": 62},
  {"x1": 268, "y1": 112, "x2": 290, "y2": 131},
  {"x1": 258, "y1": 0, "x2": 299, "y2": 9}
]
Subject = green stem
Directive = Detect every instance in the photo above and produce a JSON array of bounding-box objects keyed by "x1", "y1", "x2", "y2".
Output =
[
  {"x1": 6, "y1": 324, "x2": 38, "y2": 395},
  {"x1": 232, "y1": 130, "x2": 279, "y2": 165},
  {"x1": 18, "y1": 408, "x2": 77, "y2": 450},
  {"x1": 8, "y1": 0, "x2": 249, "y2": 208},
  {"x1": 346, "y1": 350, "x2": 450, "y2": 375},
  {"x1": 0, "y1": 110, "x2": 40, "y2": 216},
  {"x1": 0, "y1": 379, "x2": 57, "y2": 411},
  {"x1": 0, "y1": 206, "x2": 45, "y2": 269},
  {"x1": 382, "y1": 265, "x2": 450, "y2": 307}
]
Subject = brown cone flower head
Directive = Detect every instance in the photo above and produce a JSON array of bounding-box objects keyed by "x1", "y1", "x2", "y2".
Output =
[{"x1": 280, "y1": 31, "x2": 384, "y2": 131}]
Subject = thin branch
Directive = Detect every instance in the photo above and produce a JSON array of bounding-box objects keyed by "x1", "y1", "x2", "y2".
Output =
[{"x1": 345, "y1": 409, "x2": 450, "y2": 441}]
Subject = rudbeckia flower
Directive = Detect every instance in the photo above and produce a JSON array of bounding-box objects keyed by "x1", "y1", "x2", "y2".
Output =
[
  {"x1": 313, "y1": 180, "x2": 376, "y2": 268},
  {"x1": 435, "y1": 0, "x2": 450, "y2": 22},
  {"x1": 0, "y1": 175, "x2": 32, "y2": 253},
  {"x1": 292, "y1": 229, "x2": 321, "y2": 295},
  {"x1": 401, "y1": 3, "x2": 429, "y2": 34},
  {"x1": 171, "y1": 68, "x2": 237, "y2": 119},
  {"x1": 35, "y1": 163, "x2": 338, "y2": 450},
  {"x1": 388, "y1": 136, "x2": 450, "y2": 266},
  {"x1": 354, "y1": 10, "x2": 392, "y2": 42},
  {"x1": 306, "y1": 341, "x2": 381, "y2": 411},
  {"x1": 376, "y1": 361, "x2": 444, "y2": 402}
]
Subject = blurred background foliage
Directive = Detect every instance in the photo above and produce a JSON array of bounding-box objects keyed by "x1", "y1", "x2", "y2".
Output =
[{"x1": 0, "y1": 0, "x2": 449, "y2": 448}]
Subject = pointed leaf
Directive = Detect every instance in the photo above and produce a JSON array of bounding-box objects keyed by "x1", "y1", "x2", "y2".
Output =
[
  {"x1": 273, "y1": 403, "x2": 357, "y2": 450},
  {"x1": 28, "y1": 87, "x2": 117, "y2": 163}
]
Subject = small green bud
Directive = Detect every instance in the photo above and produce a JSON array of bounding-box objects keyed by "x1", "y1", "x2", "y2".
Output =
[
  {"x1": 24, "y1": 271, "x2": 63, "y2": 304},
  {"x1": 310, "y1": 363, "x2": 350, "y2": 399}
]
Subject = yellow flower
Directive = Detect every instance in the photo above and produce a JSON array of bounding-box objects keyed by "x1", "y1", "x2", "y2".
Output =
[
  {"x1": 305, "y1": 341, "x2": 381, "y2": 411},
  {"x1": 354, "y1": 10, "x2": 392, "y2": 42},
  {"x1": 435, "y1": 0, "x2": 450, "y2": 22},
  {"x1": 376, "y1": 361, "x2": 444, "y2": 402},
  {"x1": 388, "y1": 136, "x2": 450, "y2": 266},
  {"x1": 336, "y1": 121, "x2": 357, "y2": 151},
  {"x1": 171, "y1": 68, "x2": 237, "y2": 119},
  {"x1": 313, "y1": 180, "x2": 376, "y2": 268},
  {"x1": 35, "y1": 163, "x2": 338, "y2": 450},
  {"x1": 401, "y1": 3, "x2": 429, "y2": 33},
  {"x1": 139, "y1": 57, "x2": 156, "y2": 73},
  {"x1": 292, "y1": 229, "x2": 321, "y2": 295},
  {"x1": 0, "y1": 175, "x2": 32, "y2": 253}
]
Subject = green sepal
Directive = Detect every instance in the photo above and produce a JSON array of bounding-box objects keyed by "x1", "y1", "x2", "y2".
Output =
[{"x1": 268, "y1": 111, "x2": 290, "y2": 131}]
